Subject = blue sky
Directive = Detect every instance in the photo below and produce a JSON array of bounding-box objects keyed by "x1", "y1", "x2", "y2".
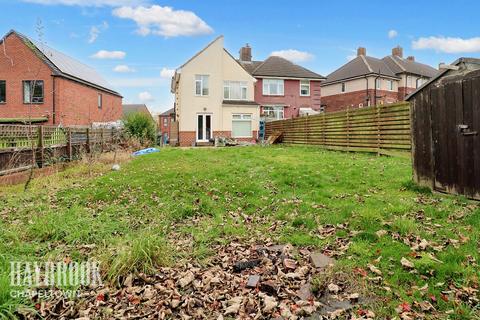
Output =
[{"x1": 2, "y1": 0, "x2": 480, "y2": 113}]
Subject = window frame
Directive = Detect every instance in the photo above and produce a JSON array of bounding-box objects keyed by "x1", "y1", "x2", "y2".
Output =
[
  {"x1": 300, "y1": 80, "x2": 310, "y2": 96},
  {"x1": 262, "y1": 79, "x2": 284, "y2": 96},
  {"x1": 262, "y1": 106, "x2": 284, "y2": 120},
  {"x1": 97, "y1": 93, "x2": 102, "y2": 109},
  {"x1": 375, "y1": 78, "x2": 381, "y2": 90},
  {"x1": 341, "y1": 82, "x2": 346, "y2": 93},
  {"x1": 386, "y1": 80, "x2": 394, "y2": 91},
  {"x1": 0, "y1": 80, "x2": 5, "y2": 103},
  {"x1": 223, "y1": 81, "x2": 248, "y2": 100},
  {"x1": 231, "y1": 113, "x2": 253, "y2": 138},
  {"x1": 23, "y1": 80, "x2": 44, "y2": 104},
  {"x1": 195, "y1": 75, "x2": 209, "y2": 96}
]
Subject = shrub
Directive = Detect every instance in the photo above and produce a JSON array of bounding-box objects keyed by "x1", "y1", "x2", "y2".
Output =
[{"x1": 122, "y1": 112, "x2": 156, "y2": 146}]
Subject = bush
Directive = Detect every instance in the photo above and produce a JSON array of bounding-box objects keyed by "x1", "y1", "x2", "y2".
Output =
[{"x1": 122, "y1": 112, "x2": 156, "y2": 146}]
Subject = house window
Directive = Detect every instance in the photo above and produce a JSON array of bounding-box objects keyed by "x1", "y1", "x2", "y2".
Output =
[
  {"x1": 224, "y1": 81, "x2": 248, "y2": 100},
  {"x1": 263, "y1": 106, "x2": 284, "y2": 120},
  {"x1": 387, "y1": 80, "x2": 394, "y2": 91},
  {"x1": 300, "y1": 80, "x2": 310, "y2": 96},
  {"x1": 232, "y1": 114, "x2": 252, "y2": 138},
  {"x1": 263, "y1": 79, "x2": 284, "y2": 96},
  {"x1": 407, "y1": 76, "x2": 412, "y2": 87},
  {"x1": 98, "y1": 94, "x2": 102, "y2": 109},
  {"x1": 163, "y1": 118, "x2": 168, "y2": 127},
  {"x1": 375, "y1": 78, "x2": 381, "y2": 90},
  {"x1": 195, "y1": 75, "x2": 209, "y2": 96},
  {"x1": 341, "y1": 82, "x2": 346, "y2": 93},
  {"x1": 23, "y1": 80, "x2": 44, "y2": 103},
  {"x1": 0, "y1": 81, "x2": 5, "y2": 103},
  {"x1": 416, "y1": 78, "x2": 426, "y2": 88}
]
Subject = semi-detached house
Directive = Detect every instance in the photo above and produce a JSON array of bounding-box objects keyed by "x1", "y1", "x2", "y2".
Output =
[{"x1": 171, "y1": 36, "x2": 259, "y2": 147}]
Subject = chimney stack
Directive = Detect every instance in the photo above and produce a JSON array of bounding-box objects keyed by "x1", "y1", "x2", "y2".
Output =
[
  {"x1": 239, "y1": 44, "x2": 252, "y2": 62},
  {"x1": 407, "y1": 56, "x2": 415, "y2": 62},
  {"x1": 357, "y1": 47, "x2": 366, "y2": 56},
  {"x1": 392, "y1": 46, "x2": 403, "y2": 58}
]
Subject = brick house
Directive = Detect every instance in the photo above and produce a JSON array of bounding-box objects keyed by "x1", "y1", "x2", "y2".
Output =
[
  {"x1": 0, "y1": 30, "x2": 122, "y2": 125},
  {"x1": 321, "y1": 46, "x2": 438, "y2": 112},
  {"x1": 171, "y1": 36, "x2": 259, "y2": 147},
  {"x1": 238, "y1": 45, "x2": 325, "y2": 121},
  {"x1": 158, "y1": 107, "x2": 175, "y2": 142}
]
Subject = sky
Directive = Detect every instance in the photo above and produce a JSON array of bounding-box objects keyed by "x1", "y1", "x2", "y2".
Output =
[{"x1": 2, "y1": 0, "x2": 480, "y2": 114}]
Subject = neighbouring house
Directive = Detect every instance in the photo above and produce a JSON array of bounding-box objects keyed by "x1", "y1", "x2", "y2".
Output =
[
  {"x1": 321, "y1": 46, "x2": 438, "y2": 112},
  {"x1": 171, "y1": 36, "x2": 259, "y2": 146},
  {"x1": 122, "y1": 104, "x2": 153, "y2": 120},
  {"x1": 158, "y1": 107, "x2": 175, "y2": 142},
  {"x1": 238, "y1": 45, "x2": 325, "y2": 121},
  {"x1": 0, "y1": 30, "x2": 122, "y2": 125}
]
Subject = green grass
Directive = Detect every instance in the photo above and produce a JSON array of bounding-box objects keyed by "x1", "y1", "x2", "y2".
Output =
[{"x1": 0, "y1": 145, "x2": 479, "y2": 318}]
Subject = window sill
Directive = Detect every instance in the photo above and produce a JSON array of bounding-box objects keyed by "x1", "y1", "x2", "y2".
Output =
[
  {"x1": 194, "y1": 94, "x2": 209, "y2": 97},
  {"x1": 23, "y1": 102, "x2": 44, "y2": 105},
  {"x1": 0, "y1": 102, "x2": 6, "y2": 104},
  {"x1": 300, "y1": 95, "x2": 311, "y2": 97},
  {"x1": 262, "y1": 94, "x2": 285, "y2": 97}
]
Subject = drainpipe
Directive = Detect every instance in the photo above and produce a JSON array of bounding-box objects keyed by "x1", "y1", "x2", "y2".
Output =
[
  {"x1": 404, "y1": 73, "x2": 408, "y2": 100},
  {"x1": 373, "y1": 73, "x2": 380, "y2": 106},
  {"x1": 52, "y1": 76, "x2": 56, "y2": 125},
  {"x1": 365, "y1": 76, "x2": 369, "y2": 106}
]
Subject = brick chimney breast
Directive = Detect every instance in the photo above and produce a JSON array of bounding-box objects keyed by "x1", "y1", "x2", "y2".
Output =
[
  {"x1": 239, "y1": 44, "x2": 252, "y2": 62},
  {"x1": 357, "y1": 47, "x2": 366, "y2": 56},
  {"x1": 407, "y1": 56, "x2": 415, "y2": 61},
  {"x1": 392, "y1": 46, "x2": 403, "y2": 58}
]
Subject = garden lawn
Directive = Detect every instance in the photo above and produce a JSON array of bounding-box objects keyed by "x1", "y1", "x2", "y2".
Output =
[{"x1": 0, "y1": 145, "x2": 478, "y2": 318}]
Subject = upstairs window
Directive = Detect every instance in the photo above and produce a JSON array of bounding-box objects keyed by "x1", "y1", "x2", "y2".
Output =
[
  {"x1": 387, "y1": 80, "x2": 394, "y2": 91},
  {"x1": 407, "y1": 76, "x2": 412, "y2": 87},
  {"x1": 263, "y1": 79, "x2": 284, "y2": 96},
  {"x1": 300, "y1": 80, "x2": 310, "y2": 96},
  {"x1": 23, "y1": 80, "x2": 44, "y2": 103},
  {"x1": 0, "y1": 81, "x2": 5, "y2": 103},
  {"x1": 98, "y1": 94, "x2": 102, "y2": 109},
  {"x1": 224, "y1": 81, "x2": 248, "y2": 100},
  {"x1": 375, "y1": 78, "x2": 381, "y2": 89},
  {"x1": 195, "y1": 75, "x2": 209, "y2": 96},
  {"x1": 341, "y1": 82, "x2": 346, "y2": 93},
  {"x1": 163, "y1": 118, "x2": 168, "y2": 127}
]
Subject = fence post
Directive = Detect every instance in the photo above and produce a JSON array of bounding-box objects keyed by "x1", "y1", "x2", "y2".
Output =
[
  {"x1": 346, "y1": 106, "x2": 350, "y2": 152},
  {"x1": 376, "y1": 105, "x2": 381, "y2": 155},
  {"x1": 100, "y1": 128, "x2": 104, "y2": 153},
  {"x1": 322, "y1": 113, "x2": 326, "y2": 146},
  {"x1": 86, "y1": 128, "x2": 91, "y2": 154},
  {"x1": 38, "y1": 126, "x2": 44, "y2": 168},
  {"x1": 66, "y1": 128, "x2": 72, "y2": 161}
]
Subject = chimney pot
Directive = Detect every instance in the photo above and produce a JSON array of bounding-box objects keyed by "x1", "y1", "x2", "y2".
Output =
[
  {"x1": 407, "y1": 56, "x2": 415, "y2": 61},
  {"x1": 357, "y1": 47, "x2": 366, "y2": 56},
  {"x1": 239, "y1": 44, "x2": 252, "y2": 62},
  {"x1": 392, "y1": 46, "x2": 403, "y2": 58}
]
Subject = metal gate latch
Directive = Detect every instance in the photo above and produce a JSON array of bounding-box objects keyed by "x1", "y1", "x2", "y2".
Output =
[{"x1": 457, "y1": 124, "x2": 478, "y2": 136}]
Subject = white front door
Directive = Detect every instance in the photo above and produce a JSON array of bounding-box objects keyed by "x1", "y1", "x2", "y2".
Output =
[{"x1": 196, "y1": 114, "x2": 212, "y2": 142}]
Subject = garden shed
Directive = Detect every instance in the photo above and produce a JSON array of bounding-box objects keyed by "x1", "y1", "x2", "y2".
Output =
[{"x1": 406, "y1": 58, "x2": 480, "y2": 200}]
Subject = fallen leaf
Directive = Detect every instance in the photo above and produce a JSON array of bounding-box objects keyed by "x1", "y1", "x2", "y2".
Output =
[{"x1": 401, "y1": 257, "x2": 415, "y2": 269}]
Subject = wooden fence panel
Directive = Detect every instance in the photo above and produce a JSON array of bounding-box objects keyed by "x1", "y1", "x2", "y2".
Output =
[{"x1": 265, "y1": 103, "x2": 411, "y2": 155}]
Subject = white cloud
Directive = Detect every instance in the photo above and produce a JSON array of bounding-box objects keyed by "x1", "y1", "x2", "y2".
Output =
[
  {"x1": 160, "y1": 67, "x2": 175, "y2": 79},
  {"x1": 412, "y1": 36, "x2": 480, "y2": 53},
  {"x1": 112, "y1": 5, "x2": 213, "y2": 37},
  {"x1": 91, "y1": 50, "x2": 126, "y2": 59},
  {"x1": 88, "y1": 26, "x2": 100, "y2": 43},
  {"x1": 22, "y1": 0, "x2": 146, "y2": 6},
  {"x1": 138, "y1": 91, "x2": 154, "y2": 103},
  {"x1": 388, "y1": 30, "x2": 398, "y2": 39},
  {"x1": 113, "y1": 64, "x2": 135, "y2": 72},
  {"x1": 270, "y1": 49, "x2": 314, "y2": 63}
]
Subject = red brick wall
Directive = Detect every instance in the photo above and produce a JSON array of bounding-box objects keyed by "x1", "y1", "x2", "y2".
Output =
[
  {"x1": 398, "y1": 87, "x2": 415, "y2": 101},
  {"x1": 255, "y1": 79, "x2": 322, "y2": 119},
  {"x1": 179, "y1": 131, "x2": 196, "y2": 147},
  {"x1": 322, "y1": 89, "x2": 399, "y2": 113},
  {"x1": 159, "y1": 115, "x2": 172, "y2": 137},
  {"x1": 0, "y1": 33, "x2": 55, "y2": 123},
  {"x1": 55, "y1": 77, "x2": 122, "y2": 126},
  {"x1": 0, "y1": 33, "x2": 122, "y2": 126}
]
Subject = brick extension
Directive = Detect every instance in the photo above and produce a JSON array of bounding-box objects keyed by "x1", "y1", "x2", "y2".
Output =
[
  {"x1": 179, "y1": 130, "x2": 258, "y2": 146},
  {"x1": 321, "y1": 89, "x2": 400, "y2": 113}
]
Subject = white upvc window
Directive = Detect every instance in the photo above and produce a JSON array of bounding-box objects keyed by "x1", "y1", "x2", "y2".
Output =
[
  {"x1": 263, "y1": 106, "x2": 284, "y2": 120},
  {"x1": 262, "y1": 79, "x2": 284, "y2": 96},
  {"x1": 416, "y1": 78, "x2": 426, "y2": 88},
  {"x1": 375, "y1": 78, "x2": 381, "y2": 90},
  {"x1": 300, "y1": 80, "x2": 310, "y2": 96},
  {"x1": 224, "y1": 81, "x2": 248, "y2": 100},
  {"x1": 407, "y1": 76, "x2": 412, "y2": 87},
  {"x1": 195, "y1": 75, "x2": 209, "y2": 96},
  {"x1": 387, "y1": 80, "x2": 394, "y2": 91},
  {"x1": 232, "y1": 114, "x2": 252, "y2": 138}
]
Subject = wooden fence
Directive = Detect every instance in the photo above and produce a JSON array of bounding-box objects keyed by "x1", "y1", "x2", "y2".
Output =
[
  {"x1": 0, "y1": 125, "x2": 122, "y2": 176},
  {"x1": 265, "y1": 102, "x2": 411, "y2": 155}
]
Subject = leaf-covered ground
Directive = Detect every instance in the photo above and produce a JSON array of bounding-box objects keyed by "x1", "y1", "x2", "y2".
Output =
[{"x1": 0, "y1": 146, "x2": 479, "y2": 319}]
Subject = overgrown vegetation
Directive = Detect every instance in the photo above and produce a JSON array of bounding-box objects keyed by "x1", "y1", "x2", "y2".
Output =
[
  {"x1": 122, "y1": 112, "x2": 156, "y2": 146},
  {"x1": 0, "y1": 146, "x2": 478, "y2": 318}
]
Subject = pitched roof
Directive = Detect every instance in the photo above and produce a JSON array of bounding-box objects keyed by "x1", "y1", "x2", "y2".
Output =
[
  {"x1": 160, "y1": 108, "x2": 175, "y2": 116},
  {"x1": 383, "y1": 55, "x2": 438, "y2": 78},
  {"x1": 322, "y1": 55, "x2": 398, "y2": 85},
  {"x1": 240, "y1": 56, "x2": 325, "y2": 80},
  {"x1": 122, "y1": 104, "x2": 151, "y2": 116},
  {"x1": 3, "y1": 30, "x2": 121, "y2": 96}
]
